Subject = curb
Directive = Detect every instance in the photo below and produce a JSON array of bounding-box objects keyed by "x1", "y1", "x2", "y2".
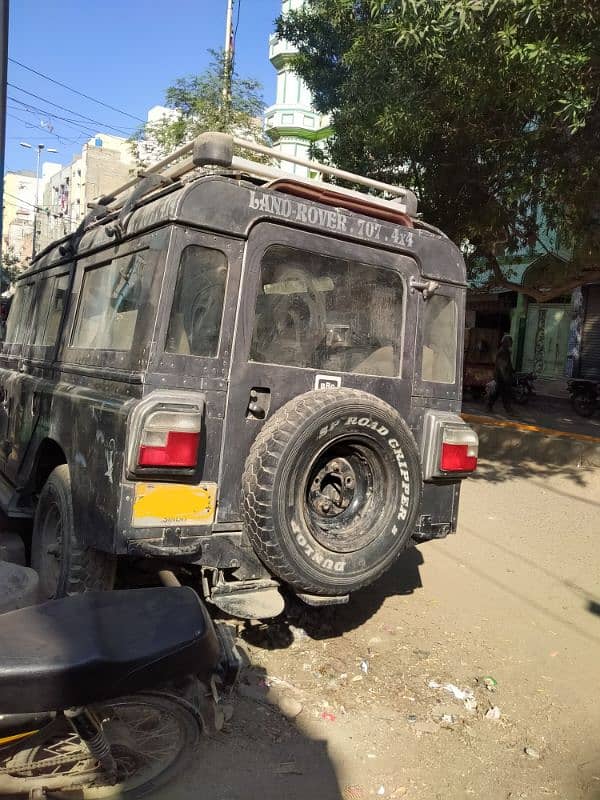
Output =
[{"x1": 462, "y1": 413, "x2": 600, "y2": 469}]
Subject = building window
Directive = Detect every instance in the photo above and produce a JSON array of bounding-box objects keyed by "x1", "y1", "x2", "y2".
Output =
[
  {"x1": 303, "y1": 115, "x2": 315, "y2": 128},
  {"x1": 282, "y1": 113, "x2": 294, "y2": 125}
]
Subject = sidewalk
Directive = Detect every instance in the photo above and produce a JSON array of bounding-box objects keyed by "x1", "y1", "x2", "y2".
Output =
[
  {"x1": 462, "y1": 395, "x2": 600, "y2": 439},
  {"x1": 462, "y1": 395, "x2": 600, "y2": 468},
  {"x1": 532, "y1": 376, "x2": 571, "y2": 400}
]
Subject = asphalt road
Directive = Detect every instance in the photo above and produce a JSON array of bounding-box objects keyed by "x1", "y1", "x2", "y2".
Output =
[{"x1": 170, "y1": 457, "x2": 600, "y2": 800}]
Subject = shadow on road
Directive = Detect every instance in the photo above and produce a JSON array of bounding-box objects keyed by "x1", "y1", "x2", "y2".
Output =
[
  {"x1": 172, "y1": 661, "x2": 344, "y2": 800},
  {"x1": 471, "y1": 457, "x2": 595, "y2": 487},
  {"x1": 242, "y1": 545, "x2": 424, "y2": 650},
  {"x1": 589, "y1": 600, "x2": 600, "y2": 618}
]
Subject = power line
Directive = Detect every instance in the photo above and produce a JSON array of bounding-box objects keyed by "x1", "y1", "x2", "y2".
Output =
[
  {"x1": 6, "y1": 111, "x2": 86, "y2": 145},
  {"x1": 2, "y1": 191, "x2": 79, "y2": 226},
  {"x1": 8, "y1": 98, "x2": 100, "y2": 139},
  {"x1": 8, "y1": 57, "x2": 147, "y2": 124},
  {"x1": 8, "y1": 83, "x2": 134, "y2": 137}
]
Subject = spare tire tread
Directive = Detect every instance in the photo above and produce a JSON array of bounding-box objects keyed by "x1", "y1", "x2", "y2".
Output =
[{"x1": 243, "y1": 388, "x2": 422, "y2": 595}]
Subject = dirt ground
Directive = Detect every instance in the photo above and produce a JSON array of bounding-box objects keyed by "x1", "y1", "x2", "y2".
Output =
[{"x1": 168, "y1": 457, "x2": 600, "y2": 800}]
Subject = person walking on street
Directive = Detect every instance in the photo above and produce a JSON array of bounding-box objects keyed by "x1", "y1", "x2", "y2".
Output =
[{"x1": 487, "y1": 334, "x2": 514, "y2": 414}]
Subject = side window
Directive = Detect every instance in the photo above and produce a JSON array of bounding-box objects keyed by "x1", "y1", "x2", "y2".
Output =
[
  {"x1": 166, "y1": 245, "x2": 228, "y2": 357},
  {"x1": 71, "y1": 252, "x2": 147, "y2": 351},
  {"x1": 4, "y1": 286, "x2": 26, "y2": 344},
  {"x1": 30, "y1": 278, "x2": 55, "y2": 346},
  {"x1": 421, "y1": 294, "x2": 458, "y2": 383},
  {"x1": 41, "y1": 274, "x2": 69, "y2": 346},
  {"x1": 249, "y1": 245, "x2": 404, "y2": 377},
  {"x1": 32, "y1": 274, "x2": 70, "y2": 347},
  {"x1": 4, "y1": 284, "x2": 34, "y2": 346}
]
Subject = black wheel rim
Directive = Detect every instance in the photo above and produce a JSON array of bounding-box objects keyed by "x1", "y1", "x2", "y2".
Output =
[{"x1": 304, "y1": 436, "x2": 390, "y2": 554}]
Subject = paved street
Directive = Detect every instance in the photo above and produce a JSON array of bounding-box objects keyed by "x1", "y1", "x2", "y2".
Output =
[{"x1": 168, "y1": 457, "x2": 600, "y2": 800}]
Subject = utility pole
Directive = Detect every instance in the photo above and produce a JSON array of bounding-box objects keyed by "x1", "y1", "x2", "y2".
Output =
[
  {"x1": 222, "y1": 0, "x2": 235, "y2": 110},
  {"x1": 0, "y1": 0, "x2": 9, "y2": 259}
]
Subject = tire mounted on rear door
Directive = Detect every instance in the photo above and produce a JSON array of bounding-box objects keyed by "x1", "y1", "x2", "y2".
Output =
[{"x1": 242, "y1": 388, "x2": 423, "y2": 595}]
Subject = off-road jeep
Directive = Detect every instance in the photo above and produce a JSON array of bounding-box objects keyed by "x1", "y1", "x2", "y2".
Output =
[{"x1": 0, "y1": 133, "x2": 478, "y2": 618}]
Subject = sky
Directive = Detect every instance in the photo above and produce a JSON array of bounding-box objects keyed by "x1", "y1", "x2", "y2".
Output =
[{"x1": 4, "y1": 0, "x2": 282, "y2": 176}]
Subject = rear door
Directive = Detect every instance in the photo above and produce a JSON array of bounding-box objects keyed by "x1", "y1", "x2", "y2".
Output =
[{"x1": 218, "y1": 222, "x2": 418, "y2": 522}]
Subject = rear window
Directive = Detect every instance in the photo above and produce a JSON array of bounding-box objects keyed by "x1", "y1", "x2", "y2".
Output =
[
  {"x1": 250, "y1": 245, "x2": 404, "y2": 376},
  {"x1": 71, "y1": 251, "x2": 148, "y2": 351},
  {"x1": 166, "y1": 245, "x2": 228, "y2": 357},
  {"x1": 421, "y1": 294, "x2": 457, "y2": 383}
]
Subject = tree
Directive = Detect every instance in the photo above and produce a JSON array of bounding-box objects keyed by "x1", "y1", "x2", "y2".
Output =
[
  {"x1": 278, "y1": 0, "x2": 600, "y2": 301},
  {"x1": 132, "y1": 49, "x2": 268, "y2": 166},
  {"x1": 1, "y1": 245, "x2": 21, "y2": 290}
]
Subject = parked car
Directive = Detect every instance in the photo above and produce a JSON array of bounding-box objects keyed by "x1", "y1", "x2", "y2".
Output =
[{"x1": 0, "y1": 133, "x2": 478, "y2": 620}]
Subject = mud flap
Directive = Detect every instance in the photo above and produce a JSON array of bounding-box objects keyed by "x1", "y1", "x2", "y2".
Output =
[{"x1": 210, "y1": 580, "x2": 285, "y2": 620}]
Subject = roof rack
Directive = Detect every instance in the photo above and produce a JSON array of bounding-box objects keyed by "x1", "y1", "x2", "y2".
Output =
[{"x1": 96, "y1": 132, "x2": 418, "y2": 219}]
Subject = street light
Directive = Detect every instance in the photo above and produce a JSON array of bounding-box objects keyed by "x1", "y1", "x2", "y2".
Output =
[{"x1": 20, "y1": 142, "x2": 58, "y2": 255}]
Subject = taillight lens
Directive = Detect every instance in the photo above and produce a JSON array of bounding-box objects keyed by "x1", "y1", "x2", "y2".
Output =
[
  {"x1": 137, "y1": 410, "x2": 201, "y2": 469},
  {"x1": 439, "y1": 426, "x2": 478, "y2": 473}
]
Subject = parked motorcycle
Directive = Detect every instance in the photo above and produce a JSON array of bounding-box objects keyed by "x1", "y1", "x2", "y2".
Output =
[
  {"x1": 0, "y1": 580, "x2": 240, "y2": 798},
  {"x1": 567, "y1": 378, "x2": 599, "y2": 418},
  {"x1": 512, "y1": 372, "x2": 537, "y2": 405},
  {"x1": 484, "y1": 372, "x2": 537, "y2": 407}
]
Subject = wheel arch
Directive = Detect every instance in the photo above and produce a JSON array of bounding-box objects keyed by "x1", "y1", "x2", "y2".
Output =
[{"x1": 29, "y1": 438, "x2": 68, "y2": 495}]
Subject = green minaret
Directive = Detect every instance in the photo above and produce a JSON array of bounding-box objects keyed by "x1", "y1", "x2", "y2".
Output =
[{"x1": 265, "y1": 0, "x2": 331, "y2": 175}]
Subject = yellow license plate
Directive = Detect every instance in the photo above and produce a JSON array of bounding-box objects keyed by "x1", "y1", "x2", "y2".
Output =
[{"x1": 132, "y1": 483, "x2": 217, "y2": 528}]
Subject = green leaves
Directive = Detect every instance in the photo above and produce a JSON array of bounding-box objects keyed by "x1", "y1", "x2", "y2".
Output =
[
  {"x1": 131, "y1": 49, "x2": 267, "y2": 166},
  {"x1": 282, "y1": 0, "x2": 600, "y2": 294}
]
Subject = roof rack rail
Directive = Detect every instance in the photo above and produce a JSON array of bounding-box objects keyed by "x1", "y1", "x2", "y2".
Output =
[{"x1": 96, "y1": 132, "x2": 418, "y2": 219}]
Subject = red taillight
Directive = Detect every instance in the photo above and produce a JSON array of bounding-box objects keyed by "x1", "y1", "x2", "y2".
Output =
[
  {"x1": 139, "y1": 430, "x2": 200, "y2": 468},
  {"x1": 439, "y1": 425, "x2": 478, "y2": 474},
  {"x1": 440, "y1": 442, "x2": 477, "y2": 472},
  {"x1": 137, "y1": 409, "x2": 201, "y2": 470}
]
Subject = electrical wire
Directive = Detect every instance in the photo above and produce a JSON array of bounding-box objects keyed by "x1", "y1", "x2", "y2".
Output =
[
  {"x1": 8, "y1": 57, "x2": 146, "y2": 124},
  {"x1": 8, "y1": 83, "x2": 135, "y2": 137},
  {"x1": 2, "y1": 192, "x2": 79, "y2": 226},
  {"x1": 234, "y1": 0, "x2": 242, "y2": 43},
  {"x1": 6, "y1": 111, "x2": 87, "y2": 145},
  {"x1": 8, "y1": 98, "x2": 101, "y2": 139}
]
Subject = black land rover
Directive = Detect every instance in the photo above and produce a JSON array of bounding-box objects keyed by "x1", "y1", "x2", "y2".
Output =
[{"x1": 0, "y1": 133, "x2": 477, "y2": 619}]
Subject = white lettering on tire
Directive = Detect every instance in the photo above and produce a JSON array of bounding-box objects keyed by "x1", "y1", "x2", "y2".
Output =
[
  {"x1": 291, "y1": 520, "x2": 346, "y2": 573},
  {"x1": 312, "y1": 415, "x2": 414, "y2": 543}
]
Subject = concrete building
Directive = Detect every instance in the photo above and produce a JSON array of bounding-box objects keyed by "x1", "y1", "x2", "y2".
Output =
[
  {"x1": 39, "y1": 134, "x2": 136, "y2": 251},
  {"x1": 265, "y1": 0, "x2": 331, "y2": 175},
  {"x1": 135, "y1": 105, "x2": 180, "y2": 167},
  {"x1": 2, "y1": 170, "x2": 36, "y2": 266}
]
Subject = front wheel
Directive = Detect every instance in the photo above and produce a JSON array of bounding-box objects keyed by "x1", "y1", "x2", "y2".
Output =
[
  {"x1": 572, "y1": 393, "x2": 596, "y2": 418},
  {"x1": 31, "y1": 464, "x2": 116, "y2": 599},
  {"x1": 0, "y1": 693, "x2": 201, "y2": 798}
]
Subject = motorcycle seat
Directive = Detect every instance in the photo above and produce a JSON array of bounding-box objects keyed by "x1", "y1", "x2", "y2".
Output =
[{"x1": 0, "y1": 586, "x2": 221, "y2": 713}]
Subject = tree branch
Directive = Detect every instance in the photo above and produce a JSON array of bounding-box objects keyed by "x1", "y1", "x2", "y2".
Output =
[{"x1": 481, "y1": 250, "x2": 600, "y2": 303}]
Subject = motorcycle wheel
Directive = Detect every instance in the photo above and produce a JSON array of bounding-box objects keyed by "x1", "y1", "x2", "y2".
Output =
[
  {"x1": 0, "y1": 693, "x2": 200, "y2": 798},
  {"x1": 572, "y1": 394, "x2": 596, "y2": 418},
  {"x1": 513, "y1": 385, "x2": 529, "y2": 405}
]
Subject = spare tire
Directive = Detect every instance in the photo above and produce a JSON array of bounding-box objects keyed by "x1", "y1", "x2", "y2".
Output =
[{"x1": 242, "y1": 388, "x2": 422, "y2": 595}]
